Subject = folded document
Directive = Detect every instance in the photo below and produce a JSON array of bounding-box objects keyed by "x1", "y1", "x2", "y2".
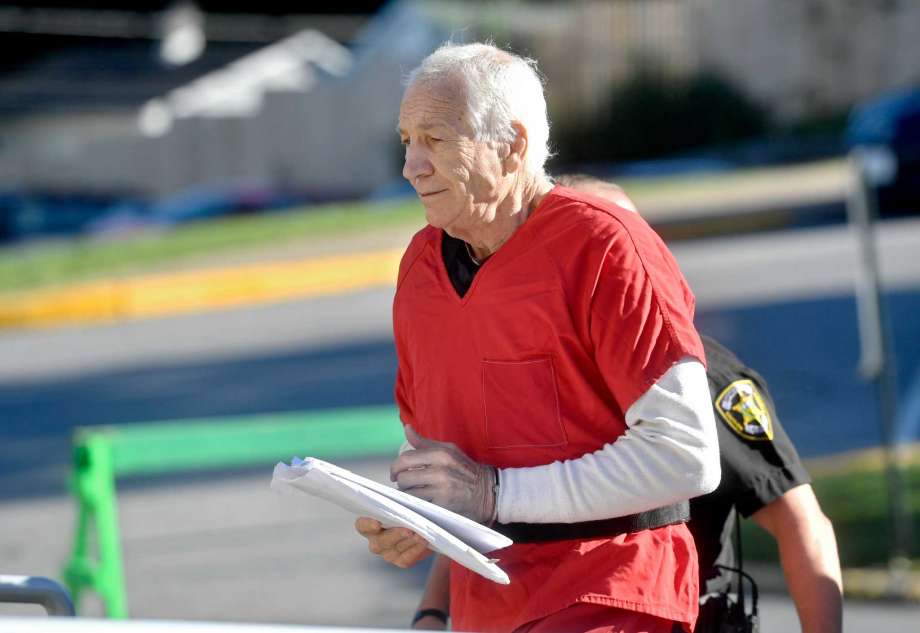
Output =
[{"x1": 271, "y1": 457, "x2": 512, "y2": 584}]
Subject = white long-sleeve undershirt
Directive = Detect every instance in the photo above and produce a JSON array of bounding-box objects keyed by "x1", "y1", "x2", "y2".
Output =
[{"x1": 496, "y1": 357, "x2": 720, "y2": 524}]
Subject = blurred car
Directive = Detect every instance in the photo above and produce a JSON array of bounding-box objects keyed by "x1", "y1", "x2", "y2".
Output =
[
  {"x1": 86, "y1": 182, "x2": 309, "y2": 237},
  {"x1": 0, "y1": 182, "x2": 312, "y2": 245},
  {"x1": 0, "y1": 190, "x2": 141, "y2": 244},
  {"x1": 846, "y1": 86, "x2": 920, "y2": 218}
]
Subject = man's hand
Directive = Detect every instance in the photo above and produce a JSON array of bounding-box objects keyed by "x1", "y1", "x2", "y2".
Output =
[
  {"x1": 354, "y1": 517, "x2": 431, "y2": 568},
  {"x1": 390, "y1": 426, "x2": 497, "y2": 524}
]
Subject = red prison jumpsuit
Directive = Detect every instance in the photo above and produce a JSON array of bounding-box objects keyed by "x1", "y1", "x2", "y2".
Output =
[{"x1": 393, "y1": 185, "x2": 705, "y2": 632}]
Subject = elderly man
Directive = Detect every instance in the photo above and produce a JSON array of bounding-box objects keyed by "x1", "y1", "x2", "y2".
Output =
[{"x1": 355, "y1": 43, "x2": 720, "y2": 633}]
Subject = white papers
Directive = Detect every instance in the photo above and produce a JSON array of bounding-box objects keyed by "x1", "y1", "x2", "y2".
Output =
[{"x1": 271, "y1": 457, "x2": 512, "y2": 584}]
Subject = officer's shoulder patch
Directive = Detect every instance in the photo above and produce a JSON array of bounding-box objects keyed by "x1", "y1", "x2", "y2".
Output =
[{"x1": 714, "y1": 379, "x2": 774, "y2": 441}]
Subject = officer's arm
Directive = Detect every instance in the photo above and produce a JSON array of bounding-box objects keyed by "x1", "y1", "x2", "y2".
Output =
[
  {"x1": 412, "y1": 555, "x2": 451, "y2": 630},
  {"x1": 751, "y1": 484, "x2": 842, "y2": 633}
]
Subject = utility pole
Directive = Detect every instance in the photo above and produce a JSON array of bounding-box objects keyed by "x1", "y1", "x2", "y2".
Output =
[{"x1": 847, "y1": 147, "x2": 912, "y2": 591}]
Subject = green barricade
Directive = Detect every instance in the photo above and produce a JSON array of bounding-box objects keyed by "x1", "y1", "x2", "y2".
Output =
[{"x1": 61, "y1": 405, "x2": 403, "y2": 618}]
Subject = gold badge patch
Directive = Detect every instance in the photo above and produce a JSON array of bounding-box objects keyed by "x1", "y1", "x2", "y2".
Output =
[{"x1": 715, "y1": 379, "x2": 774, "y2": 441}]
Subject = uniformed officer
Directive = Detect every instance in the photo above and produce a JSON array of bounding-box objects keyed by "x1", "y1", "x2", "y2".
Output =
[{"x1": 691, "y1": 335, "x2": 843, "y2": 633}]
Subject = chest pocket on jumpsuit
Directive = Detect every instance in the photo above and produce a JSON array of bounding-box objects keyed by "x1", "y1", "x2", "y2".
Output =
[{"x1": 481, "y1": 356, "x2": 567, "y2": 449}]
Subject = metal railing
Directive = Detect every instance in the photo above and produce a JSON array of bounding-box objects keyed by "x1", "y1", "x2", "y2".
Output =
[
  {"x1": 61, "y1": 405, "x2": 402, "y2": 618},
  {"x1": 0, "y1": 575, "x2": 75, "y2": 616}
]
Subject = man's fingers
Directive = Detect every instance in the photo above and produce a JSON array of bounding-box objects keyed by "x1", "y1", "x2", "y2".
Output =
[
  {"x1": 385, "y1": 540, "x2": 431, "y2": 568},
  {"x1": 390, "y1": 452, "x2": 426, "y2": 481},
  {"x1": 395, "y1": 533, "x2": 427, "y2": 554},
  {"x1": 356, "y1": 516, "x2": 430, "y2": 568},
  {"x1": 402, "y1": 426, "x2": 458, "y2": 456},
  {"x1": 363, "y1": 526, "x2": 420, "y2": 556},
  {"x1": 390, "y1": 447, "x2": 456, "y2": 482},
  {"x1": 404, "y1": 425, "x2": 436, "y2": 449},
  {"x1": 394, "y1": 466, "x2": 442, "y2": 493},
  {"x1": 355, "y1": 517, "x2": 383, "y2": 536},
  {"x1": 375, "y1": 526, "x2": 418, "y2": 549},
  {"x1": 397, "y1": 540, "x2": 431, "y2": 566}
]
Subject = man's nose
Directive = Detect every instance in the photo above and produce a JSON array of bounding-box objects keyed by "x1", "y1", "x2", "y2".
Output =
[{"x1": 402, "y1": 143, "x2": 433, "y2": 183}]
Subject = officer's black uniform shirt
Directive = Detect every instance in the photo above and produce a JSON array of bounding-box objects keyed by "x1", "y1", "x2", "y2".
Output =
[
  {"x1": 692, "y1": 335, "x2": 811, "y2": 596},
  {"x1": 441, "y1": 234, "x2": 811, "y2": 598}
]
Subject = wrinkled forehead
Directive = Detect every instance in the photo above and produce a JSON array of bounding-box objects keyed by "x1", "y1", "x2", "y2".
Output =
[{"x1": 398, "y1": 75, "x2": 473, "y2": 135}]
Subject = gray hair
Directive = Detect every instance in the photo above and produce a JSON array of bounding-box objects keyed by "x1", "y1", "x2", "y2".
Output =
[{"x1": 406, "y1": 42, "x2": 551, "y2": 176}]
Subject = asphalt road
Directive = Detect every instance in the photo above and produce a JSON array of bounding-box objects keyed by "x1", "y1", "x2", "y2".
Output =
[{"x1": 0, "y1": 288, "x2": 398, "y2": 498}]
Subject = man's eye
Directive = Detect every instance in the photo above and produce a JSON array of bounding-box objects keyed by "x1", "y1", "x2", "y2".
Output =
[{"x1": 429, "y1": 137, "x2": 443, "y2": 143}]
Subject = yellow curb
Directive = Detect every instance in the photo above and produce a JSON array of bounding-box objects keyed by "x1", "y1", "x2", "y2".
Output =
[{"x1": 0, "y1": 248, "x2": 404, "y2": 330}]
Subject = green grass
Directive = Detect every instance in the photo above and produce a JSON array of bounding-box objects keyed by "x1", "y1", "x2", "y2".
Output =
[
  {"x1": 743, "y1": 458, "x2": 920, "y2": 568},
  {"x1": 0, "y1": 199, "x2": 423, "y2": 294}
]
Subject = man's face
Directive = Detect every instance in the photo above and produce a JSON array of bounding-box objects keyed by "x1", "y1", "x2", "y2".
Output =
[{"x1": 398, "y1": 78, "x2": 507, "y2": 234}]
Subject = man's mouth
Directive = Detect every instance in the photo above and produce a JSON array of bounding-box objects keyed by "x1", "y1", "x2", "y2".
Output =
[{"x1": 419, "y1": 189, "x2": 447, "y2": 198}]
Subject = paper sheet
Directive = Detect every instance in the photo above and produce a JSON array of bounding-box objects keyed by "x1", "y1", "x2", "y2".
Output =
[{"x1": 271, "y1": 457, "x2": 512, "y2": 584}]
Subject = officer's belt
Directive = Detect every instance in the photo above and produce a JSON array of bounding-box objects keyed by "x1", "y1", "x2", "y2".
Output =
[{"x1": 493, "y1": 500, "x2": 689, "y2": 543}]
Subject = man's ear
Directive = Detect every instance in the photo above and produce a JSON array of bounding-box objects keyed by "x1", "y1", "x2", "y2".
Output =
[{"x1": 503, "y1": 122, "x2": 528, "y2": 174}]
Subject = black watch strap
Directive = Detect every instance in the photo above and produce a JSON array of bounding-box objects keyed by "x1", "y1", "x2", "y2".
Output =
[{"x1": 412, "y1": 608, "x2": 449, "y2": 626}]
